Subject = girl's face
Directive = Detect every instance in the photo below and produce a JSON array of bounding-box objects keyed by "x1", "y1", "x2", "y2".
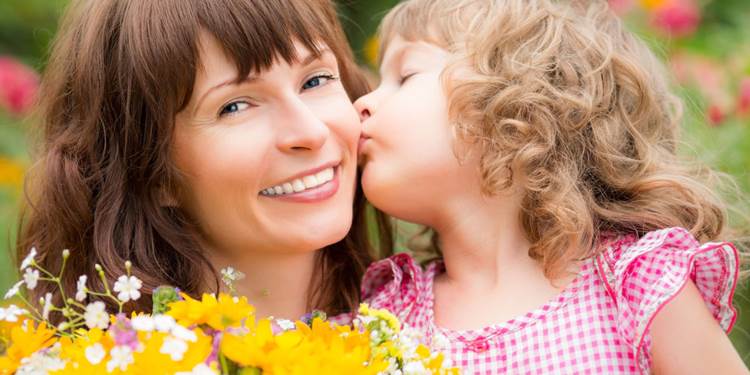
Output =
[
  {"x1": 355, "y1": 37, "x2": 474, "y2": 226},
  {"x1": 173, "y1": 33, "x2": 360, "y2": 255}
]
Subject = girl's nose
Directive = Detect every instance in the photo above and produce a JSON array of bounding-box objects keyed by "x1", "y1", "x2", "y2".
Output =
[{"x1": 353, "y1": 91, "x2": 378, "y2": 123}]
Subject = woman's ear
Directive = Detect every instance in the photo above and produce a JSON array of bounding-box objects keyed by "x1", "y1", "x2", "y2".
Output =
[{"x1": 157, "y1": 185, "x2": 180, "y2": 208}]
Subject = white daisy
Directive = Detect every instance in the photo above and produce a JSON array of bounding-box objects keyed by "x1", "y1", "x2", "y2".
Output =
[
  {"x1": 42, "y1": 292, "x2": 53, "y2": 320},
  {"x1": 85, "y1": 343, "x2": 106, "y2": 365},
  {"x1": 170, "y1": 324, "x2": 197, "y2": 342},
  {"x1": 130, "y1": 315, "x2": 155, "y2": 332},
  {"x1": 0, "y1": 305, "x2": 28, "y2": 322},
  {"x1": 175, "y1": 363, "x2": 219, "y2": 375},
  {"x1": 75, "y1": 275, "x2": 88, "y2": 302},
  {"x1": 160, "y1": 336, "x2": 188, "y2": 361},
  {"x1": 19, "y1": 247, "x2": 37, "y2": 271},
  {"x1": 113, "y1": 275, "x2": 142, "y2": 302},
  {"x1": 22, "y1": 268, "x2": 40, "y2": 290},
  {"x1": 106, "y1": 346, "x2": 133, "y2": 372},
  {"x1": 84, "y1": 301, "x2": 109, "y2": 329},
  {"x1": 153, "y1": 314, "x2": 176, "y2": 332},
  {"x1": 4, "y1": 280, "x2": 24, "y2": 299}
]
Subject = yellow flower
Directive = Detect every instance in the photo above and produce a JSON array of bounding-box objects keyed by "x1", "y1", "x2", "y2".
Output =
[
  {"x1": 206, "y1": 294, "x2": 255, "y2": 330},
  {"x1": 0, "y1": 296, "x2": 455, "y2": 374},
  {"x1": 221, "y1": 318, "x2": 275, "y2": 368},
  {"x1": 0, "y1": 157, "x2": 24, "y2": 191},
  {"x1": 0, "y1": 321, "x2": 57, "y2": 373},
  {"x1": 222, "y1": 317, "x2": 386, "y2": 374},
  {"x1": 50, "y1": 328, "x2": 112, "y2": 375},
  {"x1": 359, "y1": 303, "x2": 400, "y2": 333},
  {"x1": 168, "y1": 293, "x2": 254, "y2": 330},
  {"x1": 364, "y1": 35, "x2": 380, "y2": 68},
  {"x1": 129, "y1": 328, "x2": 213, "y2": 374},
  {"x1": 167, "y1": 293, "x2": 216, "y2": 327},
  {"x1": 0, "y1": 318, "x2": 24, "y2": 347},
  {"x1": 640, "y1": 0, "x2": 667, "y2": 10}
]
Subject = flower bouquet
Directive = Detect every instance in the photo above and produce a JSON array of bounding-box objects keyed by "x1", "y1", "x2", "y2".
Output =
[{"x1": 0, "y1": 249, "x2": 457, "y2": 374}]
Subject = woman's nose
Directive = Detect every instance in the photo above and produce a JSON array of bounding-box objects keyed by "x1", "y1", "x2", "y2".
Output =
[{"x1": 276, "y1": 99, "x2": 330, "y2": 152}]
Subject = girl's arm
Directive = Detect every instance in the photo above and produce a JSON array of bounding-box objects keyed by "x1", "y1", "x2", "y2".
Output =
[{"x1": 650, "y1": 280, "x2": 749, "y2": 375}]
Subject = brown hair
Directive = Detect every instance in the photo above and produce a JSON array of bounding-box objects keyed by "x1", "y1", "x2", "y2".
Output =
[
  {"x1": 379, "y1": 0, "x2": 747, "y2": 278},
  {"x1": 18, "y1": 0, "x2": 392, "y2": 319}
]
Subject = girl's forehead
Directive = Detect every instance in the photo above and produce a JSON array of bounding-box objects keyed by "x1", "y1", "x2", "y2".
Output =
[{"x1": 381, "y1": 38, "x2": 447, "y2": 69}]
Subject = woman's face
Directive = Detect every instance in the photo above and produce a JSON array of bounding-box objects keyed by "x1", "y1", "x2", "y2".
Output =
[{"x1": 173, "y1": 33, "x2": 360, "y2": 255}]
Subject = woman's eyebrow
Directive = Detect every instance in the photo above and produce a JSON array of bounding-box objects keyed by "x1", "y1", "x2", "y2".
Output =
[
  {"x1": 298, "y1": 47, "x2": 333, "y2": 67},
  {"x1": 193, "y1": 48, "x2": 335, "y2": 114},
  {"x1": 193, "y1": 75, "x2": 260, "y2": 114}
]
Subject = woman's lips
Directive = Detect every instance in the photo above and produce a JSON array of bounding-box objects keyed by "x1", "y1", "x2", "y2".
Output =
[{"x1": 260, "y1": 166, "x2": 340, "y2": 203}]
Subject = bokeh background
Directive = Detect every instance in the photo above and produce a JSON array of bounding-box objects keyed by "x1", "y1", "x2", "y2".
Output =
[{"x1": 1, "y1": 0, "x2": 748, "y2": 363}]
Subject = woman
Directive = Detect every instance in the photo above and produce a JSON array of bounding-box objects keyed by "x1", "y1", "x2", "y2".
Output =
[{"x1": 17, "y1": 0, "x2": 391, "y2": 320}]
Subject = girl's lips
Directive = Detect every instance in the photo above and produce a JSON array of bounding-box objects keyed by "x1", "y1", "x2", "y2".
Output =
[{"x1": 357, "y1": 135, "x2": 371, "y2": 157}]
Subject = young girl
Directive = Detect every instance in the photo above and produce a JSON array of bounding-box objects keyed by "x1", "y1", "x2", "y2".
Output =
[
  {"x1": 18, "y1": 0, "x2": 390, "y2": 322},
  {"x1": 355, "y1": 0, "x2": 748, "y2": 373}
]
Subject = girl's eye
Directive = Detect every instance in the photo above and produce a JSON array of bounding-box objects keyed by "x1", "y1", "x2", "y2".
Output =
[
  {"x1": 399, "y1": 72, "x2": 417, "y2": 85},
  {"x1": 303, "y1": 74, "x2": 337, "y2": 90},
  {"x1": 219, "y1": 101, "x2": 251, "y2": 117}
]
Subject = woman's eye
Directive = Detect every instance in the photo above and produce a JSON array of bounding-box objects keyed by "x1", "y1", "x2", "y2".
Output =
[
  {"x1": 302, "y1": 74, "x2": 337, "y2": 90},
  {"x1": 219, "y1": 101, "x2": 251, "y2": 117}
]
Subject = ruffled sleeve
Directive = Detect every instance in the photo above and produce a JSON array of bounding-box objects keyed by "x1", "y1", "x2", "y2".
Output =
[
  {"x1": 596, "y1": 227, "x2": 739, "y2": 367},
  {"x1": 361, "y1": 253, "x2": 434, "y2": 331}
]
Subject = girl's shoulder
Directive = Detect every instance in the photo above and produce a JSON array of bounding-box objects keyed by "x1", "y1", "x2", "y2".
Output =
[
  {"x1": 595, "y1": 226, "x2": 740, "y2": 359},
  {"x1": 360, "y1": 252, "x2": 441, "y2": 329}
]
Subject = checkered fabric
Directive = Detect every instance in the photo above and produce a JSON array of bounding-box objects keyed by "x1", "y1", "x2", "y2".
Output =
[{"x1": 361, "y1": 227, "x2": 739, "y2": 374}]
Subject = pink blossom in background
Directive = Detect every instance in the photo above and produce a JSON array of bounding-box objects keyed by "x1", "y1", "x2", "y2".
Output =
[
  {"x1": 650, "y1": 0, "x2": 701, "y2": 38},
  {"x1": 669, "y1": 53, "x2": 724, "y2": 98},
  {"x1": 707, "y1": 104, "x2": 725, "y2": 126},
  {"x1": 0, "y1": 56, "x2": 40, "y2": 116},
  {"x1": 669, "y1": 53, "x2": 732, "y2": 126},
  {"x1": 737, "y1": 77, "x2": 750, "y2": 117}
]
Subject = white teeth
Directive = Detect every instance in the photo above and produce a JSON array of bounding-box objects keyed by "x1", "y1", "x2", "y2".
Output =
[
  {"x1": 302, "y1": 175, "x2": 318, "y2": 189},
  {"x1": 260, "y1": 167, "x2": 336, "y2": 196},
  {"x1": 316, "y1": 168, "x2": 334, "y2": 183},
  {"x1": 292, "y1": 179, "x2": 305, "y2": 192}
]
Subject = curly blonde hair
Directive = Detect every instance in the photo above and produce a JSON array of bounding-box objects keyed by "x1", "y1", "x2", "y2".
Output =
[{"x1": 380, "y1": 0, "x2": 747, "y2": 278}]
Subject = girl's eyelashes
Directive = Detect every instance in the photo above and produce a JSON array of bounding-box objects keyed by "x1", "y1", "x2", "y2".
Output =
[
  {"x1": 399, "y1": 72, "x2": 417, "y2": 85},
  {"x1": 302, "y1": 73, "x2": 338, "y2": 91}
]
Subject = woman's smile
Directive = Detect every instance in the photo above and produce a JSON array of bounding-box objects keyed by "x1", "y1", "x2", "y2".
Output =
[{"x1": 259, "y1": 163, "x2": 340, "y2": 203}]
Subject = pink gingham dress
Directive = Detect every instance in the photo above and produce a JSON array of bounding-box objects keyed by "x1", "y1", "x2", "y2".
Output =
[{"x1": 361, "y1": 227, "x2": 739, "y2": 374}]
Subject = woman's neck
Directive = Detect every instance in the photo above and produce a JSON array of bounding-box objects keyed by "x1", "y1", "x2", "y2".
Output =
[{"x1": 206, "y1": 248, "x2": 320, "y2": 320}]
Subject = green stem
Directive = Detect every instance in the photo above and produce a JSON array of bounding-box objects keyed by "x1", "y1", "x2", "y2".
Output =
[
  {"x1": 16, "y1": 293, "x2": 43, "y2": 321},
  {"x1": 35, "y1": 266, "x2": 57, "y2": 280},
  {"x1": 220, "y1": 353, "x2": 230, "y2": 375},
  {"x1": 66, "y1": 299, "x2": 88, "y2": 310},
  {"x1": 87, "y1": 288, "x2": 121, "y2": 307},
  {"x1": 58, "y1": 255, "x2": 68, "y2": 282}
]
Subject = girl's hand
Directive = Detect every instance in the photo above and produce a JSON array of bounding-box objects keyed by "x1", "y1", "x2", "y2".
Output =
[{"x1": 651, "y1": 280, "x2": 749, "y2": 374}]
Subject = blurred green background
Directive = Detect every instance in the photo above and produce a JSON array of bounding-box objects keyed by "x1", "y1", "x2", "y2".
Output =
[{"x1": 1, "y1": 0, "x2": 748, "y2": 363}]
